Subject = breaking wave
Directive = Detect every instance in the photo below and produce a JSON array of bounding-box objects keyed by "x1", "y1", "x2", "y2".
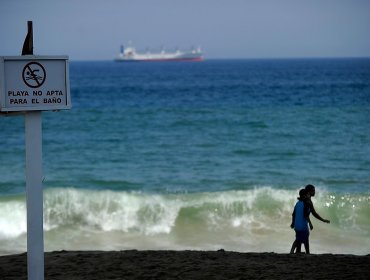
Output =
[{"x1": 0, "y1": 187, "x2": 369, "y2": 255}]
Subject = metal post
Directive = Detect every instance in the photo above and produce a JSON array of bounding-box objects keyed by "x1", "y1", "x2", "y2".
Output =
[
  {"x1": 23, "y1": 21, "x2": 44, "y2": 280},
  {"x1": 25, "y1": 111, "x2": 44, "y2": 280}
]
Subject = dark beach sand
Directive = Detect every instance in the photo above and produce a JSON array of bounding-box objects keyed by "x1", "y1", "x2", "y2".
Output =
[{"x1": 1, "y1": 250, "x2": 369, "y2": 280}]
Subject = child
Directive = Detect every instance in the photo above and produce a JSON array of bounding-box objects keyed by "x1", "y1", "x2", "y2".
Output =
[
  {"x1": 290, "y1": 188, "x2": 313, "y2": 254},
  {"x1": 304, "y1": 184, "x2": 330, "y2": 225}
]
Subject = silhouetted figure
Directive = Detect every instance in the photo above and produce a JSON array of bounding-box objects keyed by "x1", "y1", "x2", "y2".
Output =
[
  {"x1": 290, "y1": 189, "x2": 313, "y2": 254},
  {"x1": 290, "y1": 184, "x2": 330, "y2": 254}
]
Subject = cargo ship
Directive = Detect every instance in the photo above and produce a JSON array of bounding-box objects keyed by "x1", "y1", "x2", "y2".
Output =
[{"x1": 114, "y1": 44, "x2": 203, "y2": 62}]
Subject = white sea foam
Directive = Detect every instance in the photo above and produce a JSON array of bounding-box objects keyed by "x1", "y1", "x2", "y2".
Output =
[{"x1": 0, "y1": 200, "x2": 26, "y2": 239}]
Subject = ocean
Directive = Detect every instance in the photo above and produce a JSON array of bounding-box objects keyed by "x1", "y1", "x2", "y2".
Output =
[{"x1": 0, "y1": 58, "x2": 369, "y2": 255}]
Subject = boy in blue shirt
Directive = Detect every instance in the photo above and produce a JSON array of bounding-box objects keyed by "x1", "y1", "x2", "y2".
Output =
[{"x1": 290, "y1": 188, "x2": 313, "y2": 254}]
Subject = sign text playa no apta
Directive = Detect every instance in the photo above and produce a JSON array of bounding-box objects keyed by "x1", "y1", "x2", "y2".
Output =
[{"x1": 0, "y1": 56, "x2": 71, "y2": 112}]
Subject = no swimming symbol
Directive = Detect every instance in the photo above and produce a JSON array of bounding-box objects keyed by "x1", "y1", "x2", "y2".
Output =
[{"x1": 22, "y1": 62, "x2": 46, "y2": 88}]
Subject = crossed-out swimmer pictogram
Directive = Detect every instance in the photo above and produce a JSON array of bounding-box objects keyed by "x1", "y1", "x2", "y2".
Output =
[{"x1": 22, "y1": 62, "x2": 46, "y2": 88}]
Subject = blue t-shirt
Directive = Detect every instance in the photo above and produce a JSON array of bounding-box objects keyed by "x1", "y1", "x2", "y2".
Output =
[{"x1": 293, "y1": 200, "x2": 309, "y2": 231}]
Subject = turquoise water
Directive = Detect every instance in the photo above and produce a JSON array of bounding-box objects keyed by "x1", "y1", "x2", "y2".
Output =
[{"x1": 0, "y1": 59, "x2": 369, "y2": 255}]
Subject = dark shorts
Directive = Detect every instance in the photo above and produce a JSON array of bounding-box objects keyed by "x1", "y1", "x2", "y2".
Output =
[{"x1": 295, "y1": 230, "x2": 309, "y2": 243}]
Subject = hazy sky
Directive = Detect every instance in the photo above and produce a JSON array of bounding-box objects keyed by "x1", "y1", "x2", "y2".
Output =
[{"x1": 1, "y1": 0, "x2": 369, "y2": 60}]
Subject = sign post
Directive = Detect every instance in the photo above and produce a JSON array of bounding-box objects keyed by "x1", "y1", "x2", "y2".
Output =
[
  {"x1": 0, "y1": 22, "x2": 71, "y2": 280},
  {"x1": 25, "y1": 111, "x2": 44, "y2": 280},
  {"x1": 24, "y1": 20, "x2": 44, "y2": 280}
]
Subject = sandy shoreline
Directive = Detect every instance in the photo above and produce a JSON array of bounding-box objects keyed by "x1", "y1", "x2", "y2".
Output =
[{"x1": 1, "y1": 250, "x2": 369, "y2": 280}]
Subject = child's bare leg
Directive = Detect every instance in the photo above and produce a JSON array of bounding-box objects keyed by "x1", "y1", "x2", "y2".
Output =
[
  {"x1": 290, "y1": 240, "x2": 297, "y2": 254},
  {"x1": 296, "y1": 242, "x2": 302, "y2": 253},
  {"x1": 303, "y1": 241, "x2": 310, "y2": 254}
]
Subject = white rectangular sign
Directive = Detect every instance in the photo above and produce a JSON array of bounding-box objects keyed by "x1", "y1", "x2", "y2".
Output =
[{"x1": 0, "y1": 56, "x2": 71, "y2": 112}]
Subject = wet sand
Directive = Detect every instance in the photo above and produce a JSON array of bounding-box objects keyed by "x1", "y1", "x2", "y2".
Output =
[{"x1": 1, "y1": 250, "x2": 369, "y2": 279}]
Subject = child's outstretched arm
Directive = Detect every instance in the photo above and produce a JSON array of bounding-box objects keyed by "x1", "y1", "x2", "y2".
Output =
[{"x1": 307, "y1": 200, "x2": 330, "y2": 223}]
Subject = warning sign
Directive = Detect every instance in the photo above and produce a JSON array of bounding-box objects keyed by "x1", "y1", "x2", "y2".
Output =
[{"x1": 0, "y1": 56, "x2": 71, "y2": 112}]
